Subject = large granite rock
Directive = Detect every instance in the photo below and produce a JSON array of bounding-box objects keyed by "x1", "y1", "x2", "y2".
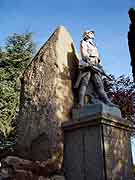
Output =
[
  {"x1": 16, "y1": 26, "x2": 79, "y2": 171},
  {"x1": 0, "y1": 156, "x2": 65, "y2": 180}
]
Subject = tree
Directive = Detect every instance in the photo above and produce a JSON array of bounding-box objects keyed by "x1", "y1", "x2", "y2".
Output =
[
  {"x1": 128, "y1": 8, "x2": 135, "y2": 82},
  {"x1": 0, "y1": 32, "x2": 36, "y2": 140},
  {"x1": 104, "y1": 75, "x2": 135, "y2": 122}
]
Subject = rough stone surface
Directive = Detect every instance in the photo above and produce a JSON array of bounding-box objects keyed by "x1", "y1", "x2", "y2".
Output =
[
  {"x1": 16, "y1": 26, "x2": 79, "y2": 172},
  {"x1": 103, "y1": 125, "x2": 134, "y2": 179},
  {"x1": 0, "y1": 156, "x2": 65, "y2": 180}
]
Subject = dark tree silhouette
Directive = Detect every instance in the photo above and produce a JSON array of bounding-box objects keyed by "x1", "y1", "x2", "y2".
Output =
[{"x1": 128, "y1": 8, "x2": 135, "y2": 82}]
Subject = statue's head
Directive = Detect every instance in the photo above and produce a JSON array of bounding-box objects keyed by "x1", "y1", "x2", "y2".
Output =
[{"x1": 83, "y1": 30, "x2": 95, "y2": 40}]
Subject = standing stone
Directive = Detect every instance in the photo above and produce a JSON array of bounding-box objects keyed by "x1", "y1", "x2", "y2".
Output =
[{"x1": 16, "y1": 26, "x2": 79, "y2": 172}]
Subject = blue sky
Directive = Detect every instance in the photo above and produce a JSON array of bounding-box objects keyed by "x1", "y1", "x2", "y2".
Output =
[
  {"x1": 1, "y1": 0, "x2": 135, "y2": 162},
  {"x1": 0, "y1": 0, "x2": 134, "y2": 77}
]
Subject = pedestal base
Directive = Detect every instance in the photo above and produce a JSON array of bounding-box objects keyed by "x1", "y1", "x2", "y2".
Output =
[{"x1": 62, "y1": 104, "x2": 134, "y2": 180}]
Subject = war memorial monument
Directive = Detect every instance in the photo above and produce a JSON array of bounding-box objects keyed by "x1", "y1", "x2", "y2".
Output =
[{"x1": 0, "y1": 26, "x2": 134, "y2": 180}]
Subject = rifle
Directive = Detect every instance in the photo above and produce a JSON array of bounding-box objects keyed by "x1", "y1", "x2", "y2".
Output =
[{"x1": 79, "y1": 60, "x2": 112, "y2": 81}]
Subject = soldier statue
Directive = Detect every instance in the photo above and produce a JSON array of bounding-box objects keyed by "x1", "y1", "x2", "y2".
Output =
[{"x1": 75, "y1": 30, "x2": 115, "y2": 107}]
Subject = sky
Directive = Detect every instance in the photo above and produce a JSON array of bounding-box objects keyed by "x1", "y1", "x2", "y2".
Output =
[
  {"x1": 1, "y1": 0, "x2": 135, "y2": 162},
  {"x1": 0, "y1": 0, "x2": 135, "y2": 77}
]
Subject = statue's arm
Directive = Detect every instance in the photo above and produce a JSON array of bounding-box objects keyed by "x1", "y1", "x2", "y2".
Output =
[{"x1": 80, "y1": 40, "x2": 90, "y2": 59}]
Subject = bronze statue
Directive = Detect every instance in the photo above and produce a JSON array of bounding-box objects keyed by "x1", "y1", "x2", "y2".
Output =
[{"x1": 75, "y1": 30, "x2": 114, "y2": 107}]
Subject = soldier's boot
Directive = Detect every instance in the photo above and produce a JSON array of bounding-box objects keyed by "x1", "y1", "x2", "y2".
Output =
[
  {"x1": 78, "y1": 85, "x2": 87, "y2": 107},
  {"x1": 98, "y1": 89, "x2": 110, "y2": 104},
  {"x1": 97, "y1": 88, "x2": 118, "y2": 107},
  {"x1": 94, "y1": 73, "x2": 117, "y2": 107}
]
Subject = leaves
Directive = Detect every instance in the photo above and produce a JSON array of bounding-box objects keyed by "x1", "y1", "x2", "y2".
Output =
[
  {"x1": 0, "y1": 32, "x2": 36, "y2": 139},
  {"x1": 104, "y1": 75, "x2": 135, "y2": 122}
]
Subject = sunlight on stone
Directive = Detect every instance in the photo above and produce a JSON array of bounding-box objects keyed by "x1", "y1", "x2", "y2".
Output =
[{"x1": 131, "y1": 137, "x2": 135, "y2": 164}]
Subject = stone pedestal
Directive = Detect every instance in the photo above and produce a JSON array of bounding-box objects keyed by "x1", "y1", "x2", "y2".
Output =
[{"x1": 62, "y1": 104, "x2": 134, "y2": 180}]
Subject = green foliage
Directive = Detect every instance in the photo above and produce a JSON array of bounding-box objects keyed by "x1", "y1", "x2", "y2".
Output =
[
  {"x1": 0, "y1": 32, "x2": 36, "y2": 140},
  {"x1": 133, "y1": 164, "x2": 135, "y2": 175},
  {"x1": 4, "y1": 32, "x2": 35, "y2": 68}
]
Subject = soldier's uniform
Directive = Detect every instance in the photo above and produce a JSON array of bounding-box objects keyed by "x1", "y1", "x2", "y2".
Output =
[
  {"x1": 75, "y1": 35, "x2": 113, "y2": 107},
  {"x1": 75, "y1": 38, "x2": 100, "y2": 88}
]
